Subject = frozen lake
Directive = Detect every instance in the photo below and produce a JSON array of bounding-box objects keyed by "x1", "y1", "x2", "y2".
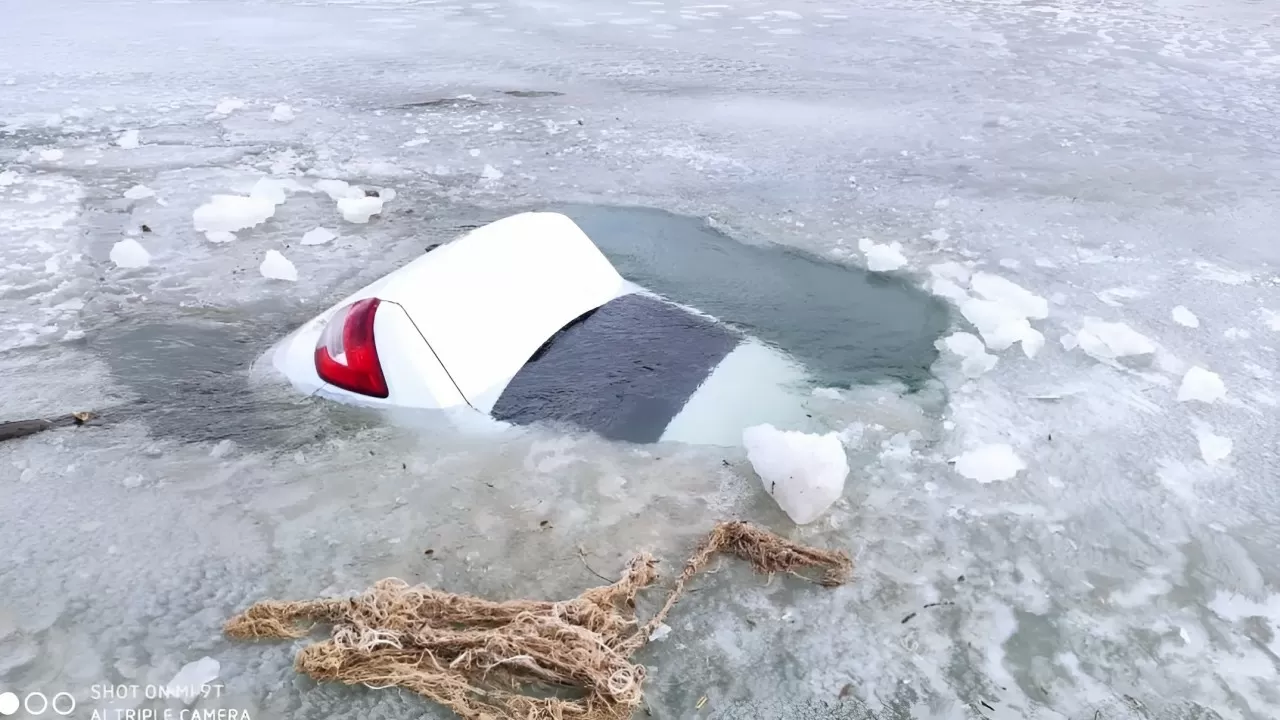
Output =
[{"x1": 1, "y1": 0, "x2": 1278, "y2": 719}]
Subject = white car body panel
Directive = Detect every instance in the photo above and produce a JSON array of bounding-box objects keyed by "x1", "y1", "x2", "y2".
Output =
[
  {"x1": 271, "y1": 212, "x2": 628, "y2": 411},
  {"x1": 380, "y1": 212, "x2": 628, "y2": 412},
  {"x1": 266, "y1": 211, "x2": 818, "y2": 446}
]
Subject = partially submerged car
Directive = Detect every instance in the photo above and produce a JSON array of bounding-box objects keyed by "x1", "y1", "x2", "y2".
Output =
[{"x1": 264, "y1": 212, "x2": 818, "y2": 446}]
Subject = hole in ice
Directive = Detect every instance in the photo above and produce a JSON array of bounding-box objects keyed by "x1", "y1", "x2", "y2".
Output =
[{"x1": 549, "y1": 204, "x2": 951, "y2": 391}]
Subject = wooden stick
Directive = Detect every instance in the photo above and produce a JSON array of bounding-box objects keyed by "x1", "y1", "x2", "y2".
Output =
[{"x1": 0, "y1": 411, "x2": 95, "y2": 442}]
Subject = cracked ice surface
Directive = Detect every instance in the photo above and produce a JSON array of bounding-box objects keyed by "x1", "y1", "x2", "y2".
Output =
[{"x1": 1, "y1": 0, "x2": 1279, "y2": 719}]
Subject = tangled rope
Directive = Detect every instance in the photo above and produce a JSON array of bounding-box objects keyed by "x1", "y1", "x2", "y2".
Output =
[{"x1": 225, "y1": 521, "x2": 852, "y2": 720}]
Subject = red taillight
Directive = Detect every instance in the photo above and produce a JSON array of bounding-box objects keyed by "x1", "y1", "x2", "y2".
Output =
[{"x1": 314, "y1": 297, "x2": 389, "y2": 398}]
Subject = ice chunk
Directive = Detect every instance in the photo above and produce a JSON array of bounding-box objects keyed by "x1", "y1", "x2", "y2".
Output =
[
  {"x1": 929, "y1": 261, "x2": 972, "y2": 286},
  {"x1": 1177, "y1": 366, "x2": 1226, "y2": 404},
  {"x1": 481, "y1": 164, "x2": 504, "y2": 180},
  {"x1": 928, "y1": 277, "x2": 969, "y2": 304},
  {"x1": 39, "y1": 148, "x2": 64, "y2": 161},
  {"x1": 379, "y1": 187, "x2": 397, "y2": 201},
  {"x1": 259, "y1": 250, "x2": 297, "y2": 281},
  {"x1": 192, "y1": 194, "x2": 276, "y2": 233},
  {"x1": 742, "y1": 424, "x2": 848, "y2": 525},
  {"x1": 0, "y1": 170, "x2": 21, "y2": 186},
  {"x1": 1195, "y1": 260, "x2": 1251, "y2": 285},
  {"x1": 269, "y1": 103, "x2": 295, "y2": 122},
  {"x1": 313, "y1": 179, "x2": 365, "y2": 201},
  {"x1": 960, "y1": 298, "x2": 1038, "y2": 352},
  {"x1": 940, "y1": 332, "x2": 998, "y2": 377},
  {"x1": 166, "y1": 657, "x2": 219, "y2": 706},
  {"x1": 1171, "y1": 306, "x2": 1200, "y2": 328},
  {"x1": 337, "y1": 196, "x2": 384, "y2": 224},
  {"x1": 116, "y1": 129, "x2": 140, "y2": 149},
  {"x1": 1196, "y1": 429, "x2": 1233, "y2": 465},
  {"x1": 300, "y1": 227, "x2": 337, "y2": 246},
  {"x1": 970, "y1": 272, "x2": 1049, "y2": 319},
  {"x1": 204, "y1": 231, "x2": 236, "y2": 244},
  {"x1": 947, "y1": 333, "x2": 983, "y2": 356},
  {"x1": 648, "y1": 623, "x2": 672, "y2": 642},
  {"x1": 109, "y1": 239, "x2": 151, "y2": 269},
  {"x1": 214, "y1": 98, "x2": 244, "y2": 115},
  {"x1": 1020, "y1": 328, "x2": 1045, "y2": 358},
  {"x1": 1095, "y1": 287, "x2": 1145, "y2": 307},
  {"x1": 858, "y1": 238, "x2": 907, "y2": 272},
  {"x1": 249, "y1": 177, "x2": 294, "y2": 206},
  {"x1": 1074, "y1": 318, "x2": 1156, "y2": 362},
  {"x1": 1263, "y1": 308, "x2": 1280, "y2": 332},
  {"x1": 952, "y1": 443, "x2": 1026, "y2": 483},
  {"x1": 123, "y1": 184, "x2": 155, "y2": 200}
]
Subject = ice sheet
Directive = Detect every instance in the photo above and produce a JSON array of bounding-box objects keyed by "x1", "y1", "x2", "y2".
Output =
[{"x1": 2, "y1": 0, "x2": 1278, "y2": 719}]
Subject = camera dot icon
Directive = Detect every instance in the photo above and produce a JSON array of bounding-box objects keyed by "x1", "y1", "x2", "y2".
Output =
[{"x1": 0, "y1": 691, "x2": 19, "y2": 716}]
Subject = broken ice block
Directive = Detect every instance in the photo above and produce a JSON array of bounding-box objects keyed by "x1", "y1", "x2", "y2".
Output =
[{"x1": 742, "y1": 424, "x2": 849, "y2": 525}]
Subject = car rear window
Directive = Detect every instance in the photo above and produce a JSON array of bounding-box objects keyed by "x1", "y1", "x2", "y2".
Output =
[{"x1": 490, "y1": 293, "x2": 741, "y2": 443}]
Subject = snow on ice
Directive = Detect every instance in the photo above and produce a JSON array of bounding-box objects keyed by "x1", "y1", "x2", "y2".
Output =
[
  {"x1": 123, "y1": 184, "x2": 155, "y2": 200},
  {"x1": 270, "y1": 103, "x2": 296, "y2": 122},
  {"x1": 742, "y1": 424, "x2": 848, "y2": 525},
  {"x1": 0, "y1": 170, "x2": 20, "y2": 186},
  {"x1": 192, "y1": 194, "x2": 277, "y2": 234},
  {"x1": 204, "y1": 231, "x2": 236, "y2": 244},
  {"x1": 1178, "y1": 366, "x2": 1226, "y2": 404},
  {"x1": 952, "y1": 443, "x2": 1026, "y2": 483},
  {"x1": 1172, "y1": 306, "x2": 1200, "y2": 328},
  {"x1": 300, "y1": 227, "x2": 337, "y2": 245},
  {"x1": 259, "y1": 250, "x2": 297, "y2": 281},
  {"x1": 109, "y1": 238, "x2": 151, "y2": 269},
  {"x1": 857, "y1": 238, "x2": 907, "y2": 272},
  {"x1": 116, "y1": 129, "x2": 140, "y2": 149},
  {"x1": 39, "y1": 148, "x2": 64, "y2": 161},
  {"x1": 481, "y1": 164, "x2": 504, "y2": 180},
  {"x1": 337, "y1": 195, "x2": 384, "y2": 224}
]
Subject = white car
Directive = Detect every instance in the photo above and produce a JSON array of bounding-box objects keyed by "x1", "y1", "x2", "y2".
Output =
[{"x1": 263, "y1": 212, "x2": 819, "y2": 446}]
